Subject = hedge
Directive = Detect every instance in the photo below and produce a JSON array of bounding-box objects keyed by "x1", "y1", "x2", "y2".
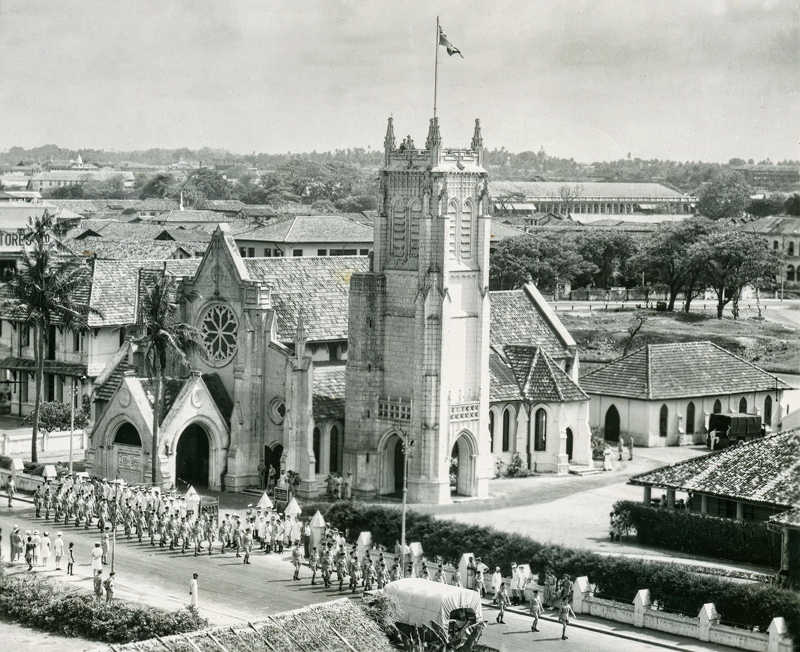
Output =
[
  {"x1": 0, "y1": 568, "x2": 207, "y2": 643},
  {"x1": 615, "y1": 500, "x2": 782, "y2": 568},
  {"x1": 301, "y1": 500, "x2": 800, "y2": 641}
]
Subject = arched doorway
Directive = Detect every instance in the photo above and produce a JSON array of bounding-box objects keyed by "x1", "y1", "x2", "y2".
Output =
[
  {"x1": 176, "y1": 424, "x2": 210, "y2": 488},
  {"x1": 566, "y1": 428, "x2": 574, "y2": 461},
  {"x1": 264, "y1": 443, "x2": 283, "y2": 482},
  {"x1": 113, "y1": 422, "x2": 142, "y2": 485},
  {"x1": 451, "y1": 431, "x2": 476, "y2": 497},
  {"x1": 604, "y1": 405, "x2": 620, "y2": 442}
]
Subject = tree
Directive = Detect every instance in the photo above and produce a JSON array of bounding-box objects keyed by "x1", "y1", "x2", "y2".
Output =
[
  {"x1": 747, "y1": 194, "x2": 786, "y2": 217},
  {"x1": 6, "y1": 213, "x2": 92, "y2": 462},
  {"x1": 558, "y1": 183, "x2": 584, "y2": 215},
  {"x1": 183, "y1": 168, "x2": 233, "y2": 205},
  {"x1": 130, "y1": 273, "x2": 203, "y2": 485},
  {"x1": 23, "y1": 397, "x2": 90, "y2": 433},
  {"x1": 489, "y1": 233, "x2": 595, "y2": 293},
  {"x1": 575, "y1": 230, "x2": 640, "y2": 289},
  {"x1": 139, "y1": 173, "x2": 178, "y2": 200},
  {"x1": 629, "y1": 217, "x2": 717, "y2": 311},
  {"x1": 692, "y1": 229, "x2": 782, "y2": 319},
  {"x1": 697, "y1": 171, "x2": 752, "y2": 220},
  {"x1": 785, "y1": 193, "x2": 800, "y2": 216}
]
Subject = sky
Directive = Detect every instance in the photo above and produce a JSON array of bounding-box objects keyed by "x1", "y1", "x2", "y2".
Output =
[{"x1": 0, "y1": 0, "x2": 797, "y2": 163}]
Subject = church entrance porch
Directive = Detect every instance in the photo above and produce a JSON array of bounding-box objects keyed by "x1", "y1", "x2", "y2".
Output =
[
  {"x1": 451, "y1": 431, "x2": 477, "y2": 497},
  {"x1": 176, "y1": 424, "x2": 210, "y2": 488},
  {"x1": 112, "y1": 422, "x2": 143, "y2": 485},
  {"x1": 264, "y1": 443, "x2": 283, "y2": 482},
  {"x1": 378, "y1": 431, "x2": 406, "y2": 497}
]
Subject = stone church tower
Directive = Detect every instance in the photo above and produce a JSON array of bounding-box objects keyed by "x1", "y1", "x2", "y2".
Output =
[{"x1": 345, "y1": 117, "x2": 491, "y2": 503}]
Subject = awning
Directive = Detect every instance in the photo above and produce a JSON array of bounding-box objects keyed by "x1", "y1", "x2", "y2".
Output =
[
  {"x1": 637, "y1": 204, "x2": 657, "y2": 210},
  {"x1": 0, "y1": 356, "x2": 88, "y2": 376}
]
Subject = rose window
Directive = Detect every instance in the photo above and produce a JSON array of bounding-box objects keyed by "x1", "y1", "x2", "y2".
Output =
[{"x1": 200, "y1": 304, "x2": 238, "y2": 366}]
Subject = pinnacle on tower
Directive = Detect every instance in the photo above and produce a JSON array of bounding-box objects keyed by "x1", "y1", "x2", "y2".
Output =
[
  {"x1": 384, "y1": 117, "x2": 396, "y2": 153},
  {"x1": 425, "y1": 117, "x2": 442, "y2": 151},
  {"x1": 471, "y1": 119, "x2": 483, "y2": 152}
]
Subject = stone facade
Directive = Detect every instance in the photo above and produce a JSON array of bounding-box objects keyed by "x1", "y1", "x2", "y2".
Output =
[{"x1": 345, "y1": 118, "x2": 492, "y2": 503}]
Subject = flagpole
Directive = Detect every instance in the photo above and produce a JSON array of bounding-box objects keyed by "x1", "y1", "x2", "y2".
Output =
[{"x1": 434, "y1": 16, "x2": 440, "y2": 118}]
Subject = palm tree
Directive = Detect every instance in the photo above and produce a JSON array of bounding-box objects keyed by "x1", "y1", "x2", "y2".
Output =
[
  {"x1": 131, "y1": 271, "x2": 202, "y2": 485},
  {"x1": 6, "y1": 212, "x2": 91, "y2": 462}
]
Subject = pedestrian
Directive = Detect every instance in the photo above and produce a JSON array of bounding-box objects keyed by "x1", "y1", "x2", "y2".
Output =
[
  {"x1": 242, "y1": 528, "x2": 253, "y2": 565},
  {"x1": 103, "y1": 572, "x2": 115, "y2": 602},
  {"x1": 309, "y1": 546, "x2": 319, "y2": 585},
  {"x1": 475, "y1": 558, "x2": 486, "y2": 597},
  {"x1": 91, "y1": 542, "x2": 103, "y2": 575},
  {"x1": 189, "y1": 573, "x2": 199, "y2": 609},
  {"x1": 41, "y1": 531, "x2": 51, "y2": 567},
  {"x1": 603, "y1": 444, "x2": 614, "y2": 471},
  {"x1": 558, "y1": 600, "x2": 577, "y2": 640},
  {"x1": 24, "y1": 535, "x2": 35, "y2": 570},
  {"x1": 6, "y1": 477, "x2": 15, "y2": 507},
  {"x1": 509, "y1": 562, "x2": 520, "y2": 605},
  {"x1": 628, "y1": 436, "x2": 634, "y2": 460},
  {"x1": 67, "y1": 542, "x2": 75, "y2": 575},
  {"x1": 495, "y1": 582, "x2": 509, "y2": 624},
  {"x1": 94, "y1": 570, "x2": 104, "y2": 598},
  {"x1": 343, "y1": 472, "x2": 352, "y2": 500},
  {"x1": 258, "y1": 459, "x2": 267, "y2": 489},
  {"x1": 617, "y1": 438, "x2": 624, "y2": 461},
  {"x1": 334, "y1": 474, "x2": 342, "y2": 500},
  {"x1": 54, "y1": 532, "x2": 64, "y2": 570},
  {"x1": 529, "y1": 589, "x2": 543, "y2": 632},
  {"x1": 491, "y1": 566, "x2": 502, "y2": 604}
]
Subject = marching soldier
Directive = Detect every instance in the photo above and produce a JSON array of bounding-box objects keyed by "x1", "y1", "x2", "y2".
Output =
[
  {"x1": 308, "y1": 547, "x2": 319, "y2": 585},
  {"x1": 291, "y1": 543, "x2": 303, "y2": 580}
]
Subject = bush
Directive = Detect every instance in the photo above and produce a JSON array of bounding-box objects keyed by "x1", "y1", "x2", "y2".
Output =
[
  {"x1": 299, "y1": 500, "x2": 800, "y2": 640},
  {"x1": 591, "y1": 435, "x2": 606, "y2": 461},
  {"x1": 504, "y1": 452, "x2": 532, "y2": 478},
  {"x1": 0, "y1": 569, "x2": 207, "y2": 643},
  {"x1": 615, "y1": 500, "x2": 781, "y2": 568}
]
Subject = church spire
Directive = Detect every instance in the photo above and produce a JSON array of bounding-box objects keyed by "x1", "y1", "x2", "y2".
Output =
[
  {"x1": 425, "y1": 117, "x2": 442, "y2": 159},
  {"x1": 471, "y1": 118, "x2": 484, "y2": 166},
  {"x1": 384, "y1": 117, "x2": 396, "y2": 165}
]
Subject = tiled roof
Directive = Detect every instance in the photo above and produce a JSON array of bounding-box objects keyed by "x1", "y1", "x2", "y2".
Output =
[
  {"x1": 202, "y1": 373, "x2": 233, "y2": 426},
  {"x1": 489, "y1": 287, "x2": 573, "y2": 359},
  {"x1": 69, "y1": 239, "x2": 200, "y2": 260},
  {"x1": 160, "y1": 210, "x2": 231, "y2": 224},
  {"x1": 156, "y1": 228, "x2": 212, "y2": 243},
  {"x1": 70, "y1": 221, "x2": 167, "y2": 241},
  {"x1": 94, "y1": 361, "x2": 134, "y2": 401},
  {"x1": 238, "y1": 205, "x2": 277, "y2": 218},
  {"x1": 198, "y1": 200, "x2": 245, "y2": 213},
  {"x1": 312, "y1": 365, "x2": 346, "y2": 421},
  {"x1": 490, "y1": 181, "x2": 689, "y2": 200},
  {"x1": 629, "y1": 430, "x2": 800, "y2": 508},
  {"x1": 237, "y1": 215, "x2": 374, "y2": 244},
  {"x1": 490, "y1": 345, "x2": 587, "y2": 403},
  {"x1": 580, "y1": 341, "x2": 790, "y2": 400},
  {"x1": 0, "y1": 356, "x2": 87, "y2": 376},
  {"x1": 770, "y1": 506, "x2": 800, "y2": 528},
  {"x1": 242, "y1": 256, "x2": 369, "y2": 342},
  {"x1": 489, "y1": 220, "x2": 526, "y2": 243},
  {"x1": 140, "y1": 378, "x2": 186, "y2": 423}
]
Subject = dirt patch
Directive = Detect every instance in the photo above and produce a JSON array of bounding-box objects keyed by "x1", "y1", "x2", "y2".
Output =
[
  {"x1": 558, "y1": 305, "x2": 800, "y2": 374},
  {"x1": 0, "y1": 615, "x2": 95, "y2": 652}
]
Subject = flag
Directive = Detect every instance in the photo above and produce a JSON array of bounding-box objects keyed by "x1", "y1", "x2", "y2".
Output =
[{"x1": 438, "y1": 25, "x2": 463, "y2": 58}]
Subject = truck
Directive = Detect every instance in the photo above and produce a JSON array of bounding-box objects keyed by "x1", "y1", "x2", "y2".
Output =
[{"x1": 707, "y1": 412, "x2": 764, "y2": 450}]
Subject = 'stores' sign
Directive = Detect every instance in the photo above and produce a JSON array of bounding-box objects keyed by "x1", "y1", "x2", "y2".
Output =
[{"x1": 0, "y1": 230, "x2": 26, "y2": 252}]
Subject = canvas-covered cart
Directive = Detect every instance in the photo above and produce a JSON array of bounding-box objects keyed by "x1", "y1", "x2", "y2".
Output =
[{"x1": 383, "y1": 578, "x2": 484, "y2": 648}]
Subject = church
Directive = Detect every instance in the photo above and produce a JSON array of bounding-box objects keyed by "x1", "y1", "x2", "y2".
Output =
[{"x1": 86, "y1": 118, "x2": 592, "y2": 503}]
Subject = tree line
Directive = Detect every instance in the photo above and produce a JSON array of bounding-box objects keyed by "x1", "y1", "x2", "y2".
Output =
[{"x1": 489, "y1": 217, "x2": 784, "y2": 319}]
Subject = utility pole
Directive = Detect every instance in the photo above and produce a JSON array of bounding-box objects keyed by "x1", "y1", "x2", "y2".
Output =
[{"x1": 399, "y1": 432, "x2": 414, "y2": 577}]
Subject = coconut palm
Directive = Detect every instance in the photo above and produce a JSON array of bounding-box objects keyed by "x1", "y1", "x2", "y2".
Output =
[
  {"x1": 6, "y1": 212, "x2": 92, "y2": 462},
  {"x1": 131, "y1": 271, "x2": 202, "y2": 485}
]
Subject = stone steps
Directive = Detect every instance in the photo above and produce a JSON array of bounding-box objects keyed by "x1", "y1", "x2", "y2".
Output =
[{"x1": 569, "y1": 466, "x2": 601, "y2": 476}]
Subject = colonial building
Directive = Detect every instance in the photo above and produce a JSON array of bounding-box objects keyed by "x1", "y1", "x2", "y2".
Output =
[{"x1": 581, "y1": 341, "x2": 789, "y2": 447}]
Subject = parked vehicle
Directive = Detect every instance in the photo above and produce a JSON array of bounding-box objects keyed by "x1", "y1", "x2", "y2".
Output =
[{"x1": 707, "y1": 412, "x2": 764, "y2": 449}]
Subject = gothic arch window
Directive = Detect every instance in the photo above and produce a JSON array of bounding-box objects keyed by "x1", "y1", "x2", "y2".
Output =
[
  {"x1": 534, "y1": 408, "x2": 547, "y2": 451},
  {"x1": 789, "y1": 242, "x2": 795, "y2": 257},
  {"x1": 764, "y1": 395, "x2": 773, "y2": 426},
  {"x1": 391, "y1": 200, "x2": 406, "y2": 257},
  {"x1": 330, "y1": 424, "x2": 341, "y2": 473},
  {"x1": 460, "y1": 199, "x2": 474, "y2": 259},
  {"x1": 713, "y1": 399, "x2": 722, "y2": 414},
  {"x1": 686, "y1": 401, "x2": 696, "y2": 435},
  {"x1": 788, "y1": 265, "x2": 795, "y2": 282},
  {"x1": 200, "y1": 303, "x2": 239, "y2": 366},
  {"x1": 447, "y1": 199, "x2": 459, "y2": 260},
  {"x1": 502, "y1": 407, "x2": 511, "y2": 452},
  {"x1": 313, "y1": 426, "x2": 321, "y2": 474},
  {"x1": 489, "y1": 411, "x2": 495, "y2": 453},
  {"x1": 659, "y1": 404, "x2": 668, "y2": 437},
  {"x1": 739, "y1": 397, "x2": 748, "y2": 413},
  {"x1": 409, "y1": 199, "x2": 422, "y2": 258}
]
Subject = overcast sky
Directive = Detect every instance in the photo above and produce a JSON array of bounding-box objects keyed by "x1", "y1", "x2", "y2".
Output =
[{"x1": 1, "y1": 0, "x2": 797, "y2": 162}]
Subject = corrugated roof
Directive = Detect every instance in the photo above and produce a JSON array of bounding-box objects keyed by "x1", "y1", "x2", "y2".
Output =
[
  {"x1": 237, "y1": 215, "x2": 374, "y2": 244},
  {"x1": 629, "y1": 430, "x2": 800, "y2": 508},
  {"x1": 243, "y1": 256, "x2": 369, "y2": 342},
  {"x1": 491, "y1": 181, "x2": 689, "y2": 200},
  {"x1": 580, "y1": 341, "x2": 790, "y2": 400},
  {"x1": 489, "y1": 288, "x2": 572, "y2": 359},
  {"x1": 733, "y1": 216, "x2": 800, "y2": 237},
  {"x1": 312, "y1": 365, "x2": 346, "y2": 421}
]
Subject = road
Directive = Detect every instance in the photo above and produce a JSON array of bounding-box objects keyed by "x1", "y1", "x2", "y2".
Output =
[{"x1": 1, "y1": 490, "x2": 739, "y2": 651}]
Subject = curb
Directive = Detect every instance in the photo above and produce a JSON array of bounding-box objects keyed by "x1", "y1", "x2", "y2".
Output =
[{"x1": 483, "y1": 600, "x2": 705, "y2": 652}]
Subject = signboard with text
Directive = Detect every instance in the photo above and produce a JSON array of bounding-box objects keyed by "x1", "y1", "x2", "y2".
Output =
[{"x1": 273, "y1": 487, "x2": 289, "y2": 502}]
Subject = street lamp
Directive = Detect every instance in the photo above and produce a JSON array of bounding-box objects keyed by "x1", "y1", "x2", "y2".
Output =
[
  {"x1": 69, "y1": 376, "x2": 84, "y2": 475},
  {"x1": 399, "y1": 433, "x2": 414, "y2": 577}
]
